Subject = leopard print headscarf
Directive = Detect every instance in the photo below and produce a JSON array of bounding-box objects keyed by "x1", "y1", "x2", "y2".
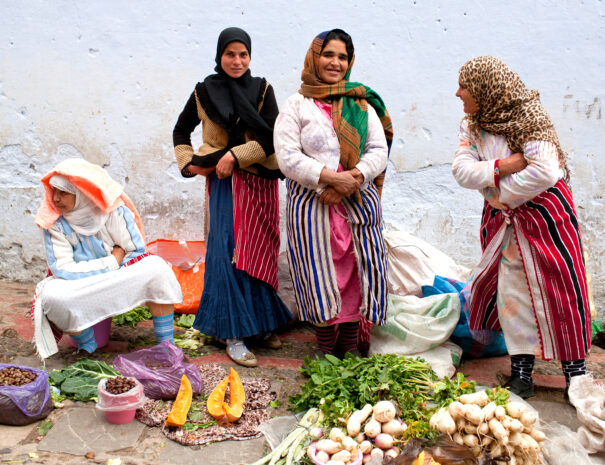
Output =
[{"x1": 459, "y1": 56, "x2": 569, "y2": 182}]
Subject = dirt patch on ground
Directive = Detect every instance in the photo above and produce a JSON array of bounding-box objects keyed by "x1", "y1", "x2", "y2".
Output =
[{"x1": 0, "y1": 328, "x2": 37, "y2": 363}]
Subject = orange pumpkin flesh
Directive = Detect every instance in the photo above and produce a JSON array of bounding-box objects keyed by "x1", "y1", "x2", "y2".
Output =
[
  {"x1": 206, "y1": 367, "x2": 245, "y2": 423},
  {"x1": 207, "y1": 376, "x2": 230, "y2": 422},
  {"x1": 165, "y1": 374, "x2": 193, "y2": 427},
  {"x1": 223, "y1": 367, "x2": 245, "y2": 422}
]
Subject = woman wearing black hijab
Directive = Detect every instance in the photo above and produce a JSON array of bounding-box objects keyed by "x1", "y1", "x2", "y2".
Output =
[{"x1": 173, "y1": 27, "x2": 291, "y2": 366}]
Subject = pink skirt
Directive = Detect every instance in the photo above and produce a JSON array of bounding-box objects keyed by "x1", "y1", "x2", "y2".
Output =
[{"x1": 327, "y1": 202, "x2": 362, "y2": 324}]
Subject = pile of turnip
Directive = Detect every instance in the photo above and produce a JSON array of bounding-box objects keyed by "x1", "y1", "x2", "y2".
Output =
[
  {"x1": 308, "y1": 401, "x2": 407, "y2": 465},
  {"x1": 429, "y1": 390, "x2": 547, "y2": 465}
]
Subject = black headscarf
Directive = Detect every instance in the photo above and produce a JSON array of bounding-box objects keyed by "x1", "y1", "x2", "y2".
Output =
[{"x1": 199, "y1": 27, "x2": 273, "y2": 148}]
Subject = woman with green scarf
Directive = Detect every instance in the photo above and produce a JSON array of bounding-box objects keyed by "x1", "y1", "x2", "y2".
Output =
[{"x1": 274, "y1": 29, "x2": 393, "y2": 357}]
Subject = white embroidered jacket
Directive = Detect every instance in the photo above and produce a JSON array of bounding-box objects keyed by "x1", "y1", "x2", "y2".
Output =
[{"x1": 273, "y1": 93, "x2": 388, "y2": 193}]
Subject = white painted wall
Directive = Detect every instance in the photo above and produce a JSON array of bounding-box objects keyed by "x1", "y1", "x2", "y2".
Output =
[{"x1": 1, "y1": 1, "x2": 604, "y2": 315}]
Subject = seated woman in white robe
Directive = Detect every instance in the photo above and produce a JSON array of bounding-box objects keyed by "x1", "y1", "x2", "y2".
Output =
[{"x1": 34, "y1": 158, "x2": 182, "y2": 358}]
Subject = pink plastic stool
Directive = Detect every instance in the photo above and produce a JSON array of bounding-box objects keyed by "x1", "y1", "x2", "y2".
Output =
[{"x1": 69, "y1": 318, "x2": 112, "y2": 349}]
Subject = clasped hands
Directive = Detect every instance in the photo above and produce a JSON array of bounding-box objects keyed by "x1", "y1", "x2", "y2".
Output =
[
  {"x1": 187, "y1": 151, "x2": 236, "y2": 179},
  {"x1": 488, "y1": 152, "x2": 528, "y2": 210},
  {"x1": 318, "y1": 168, "x2": 364, "y2": 206}
]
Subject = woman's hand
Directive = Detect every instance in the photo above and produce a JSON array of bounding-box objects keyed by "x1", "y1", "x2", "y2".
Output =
[
  {"x1": 187, "y1": 165, "x2": 216, "y2": 177},
  {"x1": 498, "y1": 153, "x2": 527, "y2": 176},
  {"x1": 319, "y1": 187, "x2": 344, "y2": 206},
  {"x1": 111, "y1": 246, "x2": 126, "y2": 265},
  {"x1": 216, "y1": 151, "x2": 237, "y2": 179},
  {"x1": 319, "y1": 169, "x2": 360, "y2": 196},
  {"x1": 347, "y1": 167, "x2": 365, "y2": 185}
]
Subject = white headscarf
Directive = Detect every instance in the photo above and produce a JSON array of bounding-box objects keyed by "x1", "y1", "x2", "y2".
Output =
[{"x1": 49, "y1": 175, "x2": 110, "y2": 236}]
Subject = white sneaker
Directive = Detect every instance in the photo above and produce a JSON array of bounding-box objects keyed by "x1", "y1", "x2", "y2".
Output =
[{"x1": 226, "y1": 339, "x2": 258, "y2": 367}]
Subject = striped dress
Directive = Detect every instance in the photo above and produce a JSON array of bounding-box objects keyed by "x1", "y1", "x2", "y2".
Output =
[
  {"x1": 274, "y1": 93, "x2": 389, "y2": 325},
  {"x1": 453, "y1": 121, "x2": 591, "y2": 361}
]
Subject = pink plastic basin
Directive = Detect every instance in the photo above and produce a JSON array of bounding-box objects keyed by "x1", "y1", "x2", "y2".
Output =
[
  {"x1": 69, "y1": 318, "x2": 112, "y2": 349},
  {"x1": 104, "y1": 409, "x2": 136, "y2": 425}
]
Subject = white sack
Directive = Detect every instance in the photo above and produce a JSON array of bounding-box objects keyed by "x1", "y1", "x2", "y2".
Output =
[{"x1": 384, "y1": 229, "x2": 470, "y2": 297}]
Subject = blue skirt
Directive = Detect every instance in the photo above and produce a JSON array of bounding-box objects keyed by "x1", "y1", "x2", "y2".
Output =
[{"x1": 193, "y1": 173, "x2": 292, "y2": 339}]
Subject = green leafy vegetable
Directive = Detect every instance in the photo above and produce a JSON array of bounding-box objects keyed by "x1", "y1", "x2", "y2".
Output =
[
  {"x1": 49, "y1": 358, "x2": 121, "y2": 401},
  {"x1": 290, "y1": 353, "x2": 479, "y2": 439},
  {"x1": 49, "y1": 385, "x2": 66, "y2": 404},
  {"x1": 175, "y1": 314, "x2": 196, "y2": 328},
  {"x1": 174, "y1": 328, "x2": 207, "y2": 350},
  {"x1": 37, "y1": 420, "x2": 53, "y2": 437},
  {"x1": 112, "y1": 306, "x2": 151, "y2": 327},
  {"x1": 182, "y1": 420, "x2": 217, "y2": 431},
  {"x1": 269, "y1": 400, "x2": 281, "y2": 409},
  {"x1": 486, "y1": 386, "x2": 511, "y2": 406},
  {"x1": 291, "y1": 353, "x2": 437, "y2": 426},
  {"x1": 432, "y1": 372, "x2": 476, "y2": 407}
]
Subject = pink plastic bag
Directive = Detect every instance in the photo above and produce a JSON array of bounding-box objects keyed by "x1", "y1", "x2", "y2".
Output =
[
  {"x1": 96, "y1": 378, "x2": 146, "y2": 412},
  {"x1": 112, "y1": 341, "x2": 203, "y2": 399}
]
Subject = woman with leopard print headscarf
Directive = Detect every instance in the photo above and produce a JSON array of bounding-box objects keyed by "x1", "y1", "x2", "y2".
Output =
[{"x1": 452, "y1": 56, "x2": 591, "y2": 400}]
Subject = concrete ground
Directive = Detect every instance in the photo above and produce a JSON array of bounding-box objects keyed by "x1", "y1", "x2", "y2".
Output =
[{"x1": 0, "y1": 279, "x2": 604, "y2": 465}]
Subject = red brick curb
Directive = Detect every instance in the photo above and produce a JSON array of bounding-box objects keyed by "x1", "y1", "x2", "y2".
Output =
[{"x1": 189, "y1": 353, "x2": 303, "y2": 370}]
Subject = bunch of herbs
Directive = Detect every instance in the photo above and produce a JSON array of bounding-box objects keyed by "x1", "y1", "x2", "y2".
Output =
[
  {"x1": 431, "y1": 372, "x2": 476, "y2": 407},
  {"x1": 112, "y1": 306, "x2": 151, "y2": 327},
  {"x1": 290, "y1": 353, "x2": 437, "y2": 426},
  {"x1": 290, "y1": 353, "x2": 478, "y2": 439}
]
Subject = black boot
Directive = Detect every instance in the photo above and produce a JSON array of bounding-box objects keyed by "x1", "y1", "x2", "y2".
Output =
[{"x1": 504, "y1": 375, "x2": 534, "y2": 399}]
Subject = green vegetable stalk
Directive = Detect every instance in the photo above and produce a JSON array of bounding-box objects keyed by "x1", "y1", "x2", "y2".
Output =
[{"x1": 245, "y1": 408, "x2": 321, "y2": 465}]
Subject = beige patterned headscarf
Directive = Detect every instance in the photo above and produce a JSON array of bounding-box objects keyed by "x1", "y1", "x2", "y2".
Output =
[{"x1": 458, "y1": 56, "x2": 569, "y2": 182}]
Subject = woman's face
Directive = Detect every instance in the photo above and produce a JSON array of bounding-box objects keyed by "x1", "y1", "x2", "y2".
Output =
[
  {"x1": 456, "y1": 82, "x2": 479, "y2": 115},
  {"x1": 52, "y1": 188, "x2": 76, "y2": 213},
  {"x1": 220, "y1": 41, "x2": 250, "y2": 79},
  {"x1": 318, "y1": 39, "x2": 349, "y2": 84}
]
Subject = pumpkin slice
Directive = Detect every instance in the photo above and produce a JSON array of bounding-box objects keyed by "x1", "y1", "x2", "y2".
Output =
[
  {"x1": 207, "y1": 375, "x2": 230, "y2": 422},
  {"x1": 206, "y1": 368, "x2": 245, "y2": 424},
  {"x1": 223, "y1": 367, "x2": 245, "y2": 422},
  {"x1": 165, "y1": 374, "x2": 193, "y2": 427}
]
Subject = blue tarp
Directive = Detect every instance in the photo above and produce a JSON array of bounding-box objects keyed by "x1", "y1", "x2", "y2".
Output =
[{"x1": 422, "y1": 275, "x2": 508, "y2": 358}]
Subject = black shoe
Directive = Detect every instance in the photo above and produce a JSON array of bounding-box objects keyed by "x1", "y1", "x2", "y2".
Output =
[{"x1": 503, "y1": 375, "x2": 534, "y2": 399}]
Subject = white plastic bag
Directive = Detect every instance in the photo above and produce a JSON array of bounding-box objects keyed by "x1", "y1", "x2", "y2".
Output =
[
  {"x1": 568, "y1": 374, "x2": 605, "y2": 453},
  {"x1": 540, "y1": 421, "x2": 594, "y2": 465},
  {"x1": 258, "y1": 415, "x2": 299, "y2": 450}
]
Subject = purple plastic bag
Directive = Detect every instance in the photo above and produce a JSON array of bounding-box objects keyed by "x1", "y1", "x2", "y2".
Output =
[
  {"x1": 112, "y1": 341, "x2": 203, "y2": 399},
  {"x1": 0, "y1": 364, "x2": 53, "y2": 426}
]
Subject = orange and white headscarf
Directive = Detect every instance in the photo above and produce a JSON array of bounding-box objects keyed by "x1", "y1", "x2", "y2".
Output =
[{"x1": 36, "y1": 158, "x2": 144, "y2": 238}]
